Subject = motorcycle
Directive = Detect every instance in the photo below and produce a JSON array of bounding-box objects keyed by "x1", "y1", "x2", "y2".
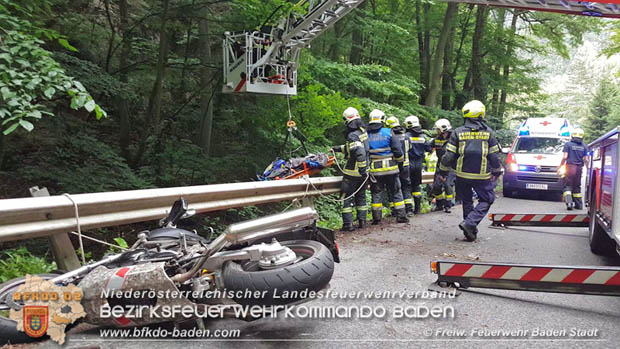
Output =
[{"x1": 0, "y1": 198, "x2": 339, "y2": 344}]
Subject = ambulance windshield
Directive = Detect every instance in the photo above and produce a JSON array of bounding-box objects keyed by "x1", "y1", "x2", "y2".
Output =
[{"x1": 515, "y1": 137, "x2": 565, "y2": 154}]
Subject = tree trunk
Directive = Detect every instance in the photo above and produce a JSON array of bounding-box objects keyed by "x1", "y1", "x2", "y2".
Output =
[
  {"x1": 425, "y1": 3, "x2": 457, "y2": 107},
  {"x1": 132, "y1": 0, "x2": 170, "y2": 167},
  {"x1": 0, "y1": 131, "x2": 5, "y2": 170},
  {"x1": 441, "y1": 23, "x2": 455, "y2": 110},
  {"x1": 328, "y1": 20, "x2": 344, "y2": 61},
  {"x1": 415, "y1": 0, "x2": 430, "y2": 104},
  {"x1": 471, "y1": 5, "x2": 488, "y2": 102},
  {"x1": 198, "y1": 6, "x2": 214, "y2": 156},
  {"x1": 349, "y1": 0, "x2": 366, "y2": 65},
  {"x1": 489, "y1": 9, "x2": 506, "y2": 118},
  {"x1": 499, "y1": 11, "x2": 519, "y2": 122},
  {"x1": 118, "y1": 0, "x2": 132, "y2": 160}
]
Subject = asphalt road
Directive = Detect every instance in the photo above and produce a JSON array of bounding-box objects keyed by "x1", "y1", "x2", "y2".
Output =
[{"x1": 39, "y1": 192, "x2": 620, "y2": 349}]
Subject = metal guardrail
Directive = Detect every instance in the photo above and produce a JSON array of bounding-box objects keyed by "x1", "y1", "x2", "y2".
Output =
[
  {"x1": 0, "y1": 177, "x2": 342, "y2": 242},
  {"x1": 0, "y1": 173, "x2": 434, "y2": 243},
  {"x1": 0, "y1": 172, "x2": 434, "y2": 269}
]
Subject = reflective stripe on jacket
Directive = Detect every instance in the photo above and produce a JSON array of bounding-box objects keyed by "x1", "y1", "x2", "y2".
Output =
[
  {"x1": 439, "y1": 120, "x2": 501, "y2": 180},
  {"x1": 368, "y1": 126, "x2": 404, "y2": 176},
  {"x1": 333, "y1": 128, "x2": 369, "y2": 178}
]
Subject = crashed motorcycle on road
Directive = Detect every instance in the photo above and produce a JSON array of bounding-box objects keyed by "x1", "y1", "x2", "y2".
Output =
[{"x1": 0, "y1": 198, "x2": 339, "y2": 344}]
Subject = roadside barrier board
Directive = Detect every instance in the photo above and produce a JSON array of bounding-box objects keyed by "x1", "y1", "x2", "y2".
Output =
[
  {"x1": 490, "y1": 213, "x2": 589, "y2": 227},
  {"x1": 431, "y1": 261, "x2": 620, "y2": 297}
]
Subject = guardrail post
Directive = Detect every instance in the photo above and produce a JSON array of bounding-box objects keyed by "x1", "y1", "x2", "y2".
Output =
[{"x1": 29, "y1": 186, "x2": 81, "y2": 271}]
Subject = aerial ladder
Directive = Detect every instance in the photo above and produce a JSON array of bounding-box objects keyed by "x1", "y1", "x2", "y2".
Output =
[{"x1": 222, "y1": 0, "x2": 364, "y2": 95}]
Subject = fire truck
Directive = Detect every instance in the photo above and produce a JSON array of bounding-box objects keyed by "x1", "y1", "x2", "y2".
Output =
[{"x1": 587, "y1": 126, "x2": 620, "y2": 256}]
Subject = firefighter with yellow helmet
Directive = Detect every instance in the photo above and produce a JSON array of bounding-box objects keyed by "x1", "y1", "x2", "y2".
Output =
[
  {"x1": 367, "y1": 109, "x2": 409, "y2": 224},
  {"x1": 560, "y1": 127, "x2": 589, "y2": 210},
  {"x1": 439, "y1": 100, "x2": 502, "y2": 242}
]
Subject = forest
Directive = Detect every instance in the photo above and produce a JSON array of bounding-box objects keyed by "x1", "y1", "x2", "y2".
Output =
[{"x1": 1, "y1": 0, "x2": 620, "y2": 261}]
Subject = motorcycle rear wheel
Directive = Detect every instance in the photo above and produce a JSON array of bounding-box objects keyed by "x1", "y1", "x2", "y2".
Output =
[{"x1": 221, "y1": 240, "x2": 334, "y2": 306}]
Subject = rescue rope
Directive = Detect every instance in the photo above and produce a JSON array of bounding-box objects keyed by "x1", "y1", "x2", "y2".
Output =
[
  {"x1": 63, "y1": 193, "x2": 86, "y2": 265},
  {"x1": 63, "y1": 193, "x2": 131, "y2": 264}
]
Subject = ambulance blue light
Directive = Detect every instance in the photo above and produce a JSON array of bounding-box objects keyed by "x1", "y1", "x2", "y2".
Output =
[
  {"x1": 559, "y1": 126, "x2": 570, "y2": 137},
  {"x1": 518, "y1": 125, "x2": 530, "y2": 136},
  {"x1": 518, "y1": 165, "x2": 528, "y2": 171}
]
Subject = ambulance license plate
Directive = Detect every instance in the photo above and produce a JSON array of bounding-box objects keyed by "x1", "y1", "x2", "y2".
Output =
[{"x1": 526, "y1": 183, "x2": 548, "y2": 190}]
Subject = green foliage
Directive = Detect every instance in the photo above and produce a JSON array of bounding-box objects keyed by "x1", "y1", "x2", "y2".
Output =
[
  {"x1": 315, "y1": 196, "x2": 342, "y2": 230},
  {"x1": 20, "y1": 132, "x2": 152, "y2": 193},
  {"x1": 305, "y1": 57, "x2": 421, "y2": 106},
  {"x1": 0, "y1": 247, "x2": 56, "y2": 282},
  {"x1": 0, "y1": 1, "x2": 106, "y2": 135},
  {"x1": 584, "y1": 78, "x2": 620, "y2": 143}
]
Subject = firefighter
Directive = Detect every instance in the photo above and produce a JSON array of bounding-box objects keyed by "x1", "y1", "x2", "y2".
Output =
[
  {"x1": 439, "y1": 100, "x2": 502, "y2": 242},
  {"x1": 404, "y1": 115, "x2": 427, "y2": 214},
  {"x1": 560, "y1": 128, "x2": 589, "y2": 210},
  {"x1": 331, "y1": 107, "x2": 370, "y2": 231},
  {"x1": 429, "y1": 119, "x2": 454, "y2": 213},
  {"x1": 386, "y1": 116, "x2": 414, "y2": 216},
  {"x1": 367, "y1": 109, "x2": 409, "y2": 224}
]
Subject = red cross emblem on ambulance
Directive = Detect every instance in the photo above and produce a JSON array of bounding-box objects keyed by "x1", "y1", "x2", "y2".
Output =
[
  {"x1": 534, "y1": 155, "x2": 545, "y2": 160},
  {"x1": 540, "y1": 121, "x2": 551, "y2": 126}
]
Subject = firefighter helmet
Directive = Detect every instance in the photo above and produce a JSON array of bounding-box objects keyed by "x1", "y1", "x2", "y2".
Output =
[
  {"x1": 385, "y1": 116, "x2": 400, "y2": 128},
  {"x1": 369, "y1": 109, "x2": 386, "y2": 124},
  {"x1": 342, "y1": 107, "x2": 361, "y2": 125},
  {"x1": 572, "y1": 128, "x2": 584, "y2": 139},
  {"x1": 404, "y1": 115, "x2": 420, "y2": 129},
  {"x1": 434, "y1": 118, "x2": 452, "y2": 133},
  {"x1": 462, "y1": 100, "x2": 486, "y2": 119}
]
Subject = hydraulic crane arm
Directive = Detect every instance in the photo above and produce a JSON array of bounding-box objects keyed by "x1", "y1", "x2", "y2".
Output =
[{"x1": 222, "y1": 0, "x2": 364, "y2": 95}]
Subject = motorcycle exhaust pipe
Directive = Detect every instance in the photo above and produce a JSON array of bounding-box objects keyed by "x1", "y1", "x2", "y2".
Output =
[
  {"x1": 223, "y1": 206, "x2": 319, "y2": 245},
  {"x1": 171, "y1": 207, "x2": 318, "y2": 283}
]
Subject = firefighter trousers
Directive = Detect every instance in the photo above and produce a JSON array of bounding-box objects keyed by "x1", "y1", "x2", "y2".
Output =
[
  {"x1": 389, "y1": 171, "x2": 413, "y2": 213},
  {"x1": 409, "y1": 159, "x2": 424, "y2": 213},
  {"x1": 340, "y1": 176, "x2": 368, "y2": 225},
  {"x1": 431, "y1": 171, "x2": 455, "y2": 208},
  {"x1": 455, "y1": 177, "x2": 496, "y2": 229},
  {"x1": 371, "y1": 173, "x2": 404, "y2": 222},
  {"x1": 564, "y1": 164, "x2": 583, "y2": 209}
]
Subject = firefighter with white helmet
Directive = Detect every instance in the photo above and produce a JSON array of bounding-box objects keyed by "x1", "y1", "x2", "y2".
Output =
[
  {"x1": 429, "y1": 118, "x2": 455, "y2": 213},
  {"x1": 331, "y1": 107, "x2": 370, "y2": 231},
  {"x1": 404, "y1": 115, "x2": 428, "y2": 214},
  {"x1": 386, "y1": 116, "x2": 413, "y2": 216},
  {"x1": 560, "y1": 127, "x2": 589, "y2": 210},
  {"x1": 367, "y1": 109, "x2": 409, "y2": 224},
  {"x1": 439, "y1": 100, "x2": 502, "y2": 242}
]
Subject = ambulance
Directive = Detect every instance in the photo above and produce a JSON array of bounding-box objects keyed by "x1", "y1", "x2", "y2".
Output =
[{"x1": 502, "y1": 118, "x2": 572, "y2": 198}]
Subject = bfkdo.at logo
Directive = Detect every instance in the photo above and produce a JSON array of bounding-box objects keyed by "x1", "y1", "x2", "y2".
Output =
[{"x1": 23, "y1": 305, "x2": 49, "y2": 338}]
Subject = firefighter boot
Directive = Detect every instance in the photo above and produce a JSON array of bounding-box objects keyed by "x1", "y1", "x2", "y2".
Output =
[
  {"x1": 574, "y1": 197, "x2": 583, "y2": 210},
  {"x1": 405, "y1": 203, "x2": 414, "y2": 217},
  {"x1": 564, "y1": 191, "x2": 573, "y2": 210},
  {"x1": 459, "y1": 221, "x2": 477, "y2": 242},
  {"x1": 396, "y1": 209, "x2": 409, "y2": 223},
  {"x1": 372, "y1": 210, "x2": 382, "y2": 225},
  {"x1": 413, "y1": 197, "x2": 422, "y2": 214},
  {"x1": 341, "y1": 223, "x2": 355, "y2": 232},
  {"x1": 358, "y1": 219, "x2": 366, "y2": 229},
  {"x1": 443, "y1": 200, "x2": 452, "y2": 214}
]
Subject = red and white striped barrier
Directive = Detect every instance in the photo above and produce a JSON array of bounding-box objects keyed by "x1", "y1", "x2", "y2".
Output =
[
  {"x1": 431, "y1": 261, "x2": 620, "y2": 296},
  {"x1": 490, "y1": 213, "x2": 589, "y2": 227}
]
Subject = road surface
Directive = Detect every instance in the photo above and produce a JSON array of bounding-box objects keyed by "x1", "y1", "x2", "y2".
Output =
[{"x1": 39, "y1": 193, "x2": 620, "y2": 348}]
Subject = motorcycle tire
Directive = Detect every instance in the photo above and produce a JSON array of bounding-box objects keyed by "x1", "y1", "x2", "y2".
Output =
[
  {"x1": 0, "y1": 273, "x2": 64, "y2": 346},
  {"x1": 221, "y1": 240, "x2": 334, "y2": 306}
]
